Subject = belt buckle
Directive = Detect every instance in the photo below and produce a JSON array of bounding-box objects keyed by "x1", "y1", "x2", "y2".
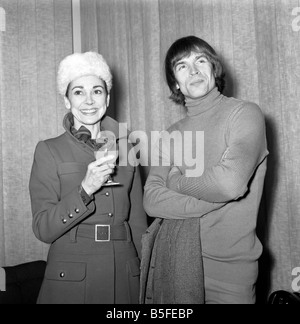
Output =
[{"x1": 95, "y1": 225, "x2": 110, "y2": 242}]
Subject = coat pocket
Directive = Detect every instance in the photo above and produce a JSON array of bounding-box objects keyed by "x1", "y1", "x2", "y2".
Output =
[
  {"x1": 126, "y1": 257, "x2": 140, "y2": 304},
  {"x1": 45, "y1": 261, "x2": 86, "y2": 281},
  {"x1": 58, "y1": 162, "x2": 87, "y2": 175},
  {"x1": 58, "y1": 163, "x2": 87, "y2": 197},
  {"x1": 39, "y1": 261, "x2": 86, "y2": 304}
]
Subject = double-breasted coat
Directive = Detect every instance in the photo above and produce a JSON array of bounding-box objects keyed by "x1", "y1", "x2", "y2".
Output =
[{"x1": 29, "y1": 113, "x2": 148, "y2": 304}]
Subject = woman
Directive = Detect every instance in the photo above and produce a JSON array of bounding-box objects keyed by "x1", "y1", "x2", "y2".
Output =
[
  {"x1": 29, "y1": 52, "x2": 148, "y2": 304},
  {"x1": 142, "y1": 36, "x2": 268, "y2": 304}
]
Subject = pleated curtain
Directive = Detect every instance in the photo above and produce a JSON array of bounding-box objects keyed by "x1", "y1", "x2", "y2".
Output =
[
  {"x1": 80, "y1": 0, "x2": 300, "y2": 300},
  {"x1": 0, "y1": 0, "x2": 73, "y2": 266}
]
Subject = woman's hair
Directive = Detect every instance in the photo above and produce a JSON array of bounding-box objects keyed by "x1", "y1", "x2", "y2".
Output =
[{"x1": 164, "y1": 35, "x2": 225, "y2": 105}]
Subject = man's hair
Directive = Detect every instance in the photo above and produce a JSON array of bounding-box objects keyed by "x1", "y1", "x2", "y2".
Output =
[{"x1": 164, "y1": 35, "x2": 225, "y2": 105}]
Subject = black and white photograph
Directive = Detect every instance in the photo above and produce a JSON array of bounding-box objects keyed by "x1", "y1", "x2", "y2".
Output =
[{"x1": 0, "y1": 0, "x2": 299, "y2": 308}]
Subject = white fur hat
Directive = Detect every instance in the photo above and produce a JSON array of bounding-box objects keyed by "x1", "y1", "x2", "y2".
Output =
[{"x1": 57, "y1": 51, "x2": 113, "y2": 96}]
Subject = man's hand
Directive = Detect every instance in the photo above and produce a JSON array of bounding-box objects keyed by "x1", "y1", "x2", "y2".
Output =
[{"x1": 166, "y1": 166, "x2": 182, "y2": 192}]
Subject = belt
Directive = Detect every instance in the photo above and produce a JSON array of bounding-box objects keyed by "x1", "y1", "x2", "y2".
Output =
[{"x1": 76, "y1": 223, "x2": 129, "y2": 242}]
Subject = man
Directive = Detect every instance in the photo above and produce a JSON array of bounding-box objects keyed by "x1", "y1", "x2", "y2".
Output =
[{"x1": 142, "y1": 36, "x2": 268, "y2": 304}]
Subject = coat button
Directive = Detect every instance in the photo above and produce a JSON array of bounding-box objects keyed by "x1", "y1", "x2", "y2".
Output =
[
  {"x1": 105, "y1": 192, "x2": 110, "y2": 197},
  {"x1": 75, "y1": 208, "x2": 80, "y2": 213},
  {"x1": 68, "y1": 213, "x2": 73, "y2": 218},
  {"x1": 108, "y1": 213, "x2": 113, "y2": 217},
  {"x1": 62, "y1": 219, "x2": 67, "y2": 224},
  {"x1": 60, "y1": 272, "x2": 65, "y2": 278}
]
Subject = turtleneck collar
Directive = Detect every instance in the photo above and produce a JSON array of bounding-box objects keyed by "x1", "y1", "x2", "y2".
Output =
[{"x1": 185, "y1": 87, "x2": 222, "y2": 117}]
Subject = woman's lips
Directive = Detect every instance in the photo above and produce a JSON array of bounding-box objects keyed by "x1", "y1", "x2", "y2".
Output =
[{"x1": 81, "y1": 108, "x2": 98, "y2": 115}]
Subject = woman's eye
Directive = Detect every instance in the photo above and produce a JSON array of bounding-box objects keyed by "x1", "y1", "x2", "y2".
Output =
[
  {"x1": 94, "y1": 89, "x2": 103, "y2": 95},
  {"x1": 74, "y1": 90, "x2": 83, "y2": 95}
]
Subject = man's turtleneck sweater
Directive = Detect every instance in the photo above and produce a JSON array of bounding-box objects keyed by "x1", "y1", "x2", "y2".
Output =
[{"x1": 144, "y1": 87, "x2": 269, "y2": 285}]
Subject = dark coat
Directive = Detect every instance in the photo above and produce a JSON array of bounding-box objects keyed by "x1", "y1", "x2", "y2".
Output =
[
  {"x1": 29, "y1": 113, "x2": 148, "y2": 304},
  {"x1": 139, "y1": 217, "x2": 204, "y2": 304}
]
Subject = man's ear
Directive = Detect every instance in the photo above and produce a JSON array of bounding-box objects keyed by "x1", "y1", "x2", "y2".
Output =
[{"x1": 64, "y1": 96, "x2": 71, "y2": 109}]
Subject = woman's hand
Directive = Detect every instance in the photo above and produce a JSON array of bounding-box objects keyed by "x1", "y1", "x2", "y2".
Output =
[{"x1": 81, "y1": 155, "x2": 115, "y2": 196}]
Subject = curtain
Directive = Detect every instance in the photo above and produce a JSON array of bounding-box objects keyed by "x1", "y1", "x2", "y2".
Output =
[
  {"x1": 80, "y1": 0, "x2": 300, "y2": 301},
  {"x1": 0, "y1": 0, "x2": 73, "y2": 266}
]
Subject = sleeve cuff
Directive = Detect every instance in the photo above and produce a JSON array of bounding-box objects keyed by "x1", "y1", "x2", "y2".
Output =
[{"x1": 78, "y1": 185, "x2": 94, "y2": 205}]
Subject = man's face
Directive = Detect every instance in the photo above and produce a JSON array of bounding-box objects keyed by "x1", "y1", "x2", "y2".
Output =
[{"x1": 174, "y1": 51, "x2": 216, "y2": 100}]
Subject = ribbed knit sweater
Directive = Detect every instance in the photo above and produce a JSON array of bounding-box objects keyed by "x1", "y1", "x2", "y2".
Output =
[{"x1": 143, "y1": 87, "x2": 269, "y2": 285}]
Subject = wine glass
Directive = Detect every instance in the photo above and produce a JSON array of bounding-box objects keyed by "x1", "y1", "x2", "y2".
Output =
[{"x1": 94, "y1": 130, "x2": 120, "y2": 186}]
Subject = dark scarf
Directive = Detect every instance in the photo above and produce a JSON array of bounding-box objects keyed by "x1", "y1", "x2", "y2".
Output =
[{"x1": 71, "y1": 125, "x2": 106, "y2": 150}]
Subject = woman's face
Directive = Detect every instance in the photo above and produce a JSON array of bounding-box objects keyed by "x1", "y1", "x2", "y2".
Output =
[
  {"x1": 174, "y1": 51, "x2": 216, "y2": 100},
  {"x1": 64, "y1": 75, "x2": 110, "y2": 128}
]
